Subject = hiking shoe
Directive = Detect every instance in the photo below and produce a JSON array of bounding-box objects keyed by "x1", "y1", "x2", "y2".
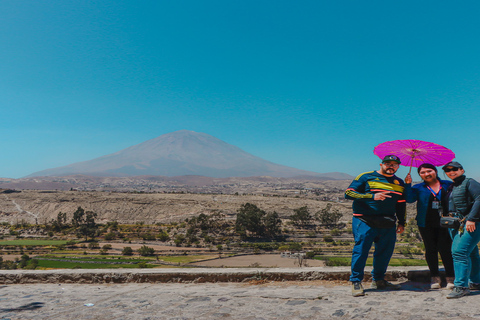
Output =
[
  {"x1": 469, "y1": 282, "x2": 480, "y2": 290},
  {"x1": 447, "y1": 286, "x2": 470, "y2": 299},
  {"x1": 370, "y1": 280, "x2": 401, "y2": 290},
  {"x1": 430, "y1": 276, "x2": 441, "y2": 289},
  {"x1": 352, "y1": 282, "x2": 365, "y2": 297}
]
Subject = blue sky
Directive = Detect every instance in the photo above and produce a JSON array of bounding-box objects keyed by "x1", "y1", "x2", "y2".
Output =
[{"x1": 2, "y1": 1, "x2": 480, "y2": 180}]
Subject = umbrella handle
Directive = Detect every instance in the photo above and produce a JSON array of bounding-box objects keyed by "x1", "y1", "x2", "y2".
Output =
[{"x1": 408, "y1": 153, "x2": 415, "y2": 175}]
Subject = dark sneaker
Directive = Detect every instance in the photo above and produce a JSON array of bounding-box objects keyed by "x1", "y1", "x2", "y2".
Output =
[
  {"x1": 447, "y1": 286, "x2": 470, "y2": 299},
  {"x1": 352, "y1": 282, "x2": 365, "y2": 297},
  {"x1": 469, "y1": 282, "x2": 480, "y2": 290},
  {"x1": 370, "y1": 280, "x2": 401, "y2": 290}
]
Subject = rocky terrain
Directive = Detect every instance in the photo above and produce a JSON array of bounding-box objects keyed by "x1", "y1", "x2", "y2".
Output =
[{"x1": 0, "y1": 183, "x2": 352, "y2": 225}]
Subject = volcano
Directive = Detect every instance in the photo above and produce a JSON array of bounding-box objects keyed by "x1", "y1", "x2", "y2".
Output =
[{"x1": 27, "y1": 130, "x2": 350, "y2": 179}]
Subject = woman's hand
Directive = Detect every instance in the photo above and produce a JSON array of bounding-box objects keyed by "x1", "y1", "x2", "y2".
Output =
[
  {"x1": 466, "y1": 221, "x2": 476, "y2": 232},
  {"x1": 405, "y1": 173, "x2": 412, "y2": 184}
]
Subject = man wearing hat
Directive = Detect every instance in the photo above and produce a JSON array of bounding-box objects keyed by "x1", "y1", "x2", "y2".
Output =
[
  {"x1": 345, "y1": 155, "x2": 406, "y2": 297},
  {"x1": 442, "y1": 161, "x2": 480, "y2": 298}
]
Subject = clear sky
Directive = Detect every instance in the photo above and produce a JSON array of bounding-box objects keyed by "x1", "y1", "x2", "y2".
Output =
[{"x1": 2, "y1": 1, "x2": 480, "y2": 181}]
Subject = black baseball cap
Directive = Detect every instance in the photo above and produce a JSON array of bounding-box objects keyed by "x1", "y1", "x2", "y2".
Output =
[
  {"x1": 382, "y1": 155, "x2": 401, "y2": 164},
  {"x1": 442, "y1": 161, "x2": 463, "y2": 170}
]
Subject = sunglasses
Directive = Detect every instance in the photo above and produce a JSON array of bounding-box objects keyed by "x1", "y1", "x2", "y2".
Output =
[{"x1": 444, "y1": 167, "x2": 460, "y2": 173}]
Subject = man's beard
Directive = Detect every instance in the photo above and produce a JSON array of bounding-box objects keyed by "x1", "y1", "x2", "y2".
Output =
[{"x1": 382, "y1": 168, "x2": 396, "y2": 175}]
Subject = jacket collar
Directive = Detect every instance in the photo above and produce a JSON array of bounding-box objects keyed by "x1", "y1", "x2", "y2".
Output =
[{"x1": 453, "y1": 175, "x2": 467, "y2": 186}]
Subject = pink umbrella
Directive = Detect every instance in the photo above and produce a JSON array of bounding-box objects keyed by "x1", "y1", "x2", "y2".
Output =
[{"x1": 374, "y1": 139, "x2": 455, "y2": 173}]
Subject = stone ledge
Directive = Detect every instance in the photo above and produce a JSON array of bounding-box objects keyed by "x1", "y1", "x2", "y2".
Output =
[{"x1": 0, "y1": 267, "x2": 435, "y2": 284}]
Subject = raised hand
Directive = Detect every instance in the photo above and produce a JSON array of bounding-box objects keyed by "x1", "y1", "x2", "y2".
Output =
[{"x1": 404, "y1": 173, "x2": 412, "y2": 184}]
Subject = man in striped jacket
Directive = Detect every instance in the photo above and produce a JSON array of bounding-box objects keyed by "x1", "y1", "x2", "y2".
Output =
[{"x1": 345, "y1": 155, "x2": 406, "y2": 297}]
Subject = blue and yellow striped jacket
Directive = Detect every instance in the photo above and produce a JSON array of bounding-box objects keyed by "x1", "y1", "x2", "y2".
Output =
[{"x1": 345, "y1": 171, "x2": 406, "y2": 225}]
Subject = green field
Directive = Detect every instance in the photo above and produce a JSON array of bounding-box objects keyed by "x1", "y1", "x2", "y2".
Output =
[
  {"x1": 30, "y1": 254, "x2": 212, "y2": 269},
  {"x1": 40, "y1": 255, "x2": 152, "y2": 263},
  {"x1": 0, "y1": 239, "x2": 71, "y2": 246},
  {"x1": 158, "y1": 255, "x2": 216, "y2": 264},
  {"x1": 36, "y1": 260, "x2": 157, "y2": 269}
]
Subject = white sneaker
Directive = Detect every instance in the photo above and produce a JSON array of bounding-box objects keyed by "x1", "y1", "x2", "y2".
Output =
[{"x1": 430, "y1": 276, "x2": 441, "y2": 289}]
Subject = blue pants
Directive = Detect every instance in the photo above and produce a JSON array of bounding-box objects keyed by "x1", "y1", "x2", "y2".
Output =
[
  {"x1": 350, "y1": 216, "x2": 397, "y2": 283},
  {"x1": 450, "y1": 224, "x2": 480, "y2": 288}
]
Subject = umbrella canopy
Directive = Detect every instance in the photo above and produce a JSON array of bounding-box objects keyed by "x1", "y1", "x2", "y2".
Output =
[{"x1": 374, "y1": 139, "x2": 455, "y2": 168}]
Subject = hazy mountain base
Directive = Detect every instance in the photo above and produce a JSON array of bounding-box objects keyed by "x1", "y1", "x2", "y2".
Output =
[{"x1": 0, "y1": 175, "x2": 352, "y2": 192}]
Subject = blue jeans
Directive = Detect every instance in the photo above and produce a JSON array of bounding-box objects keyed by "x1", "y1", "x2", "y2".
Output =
[
  {"x1": 350, "y1": 216, "x2": 397, "y2": 282},
  {"x1": 450, "y1": 223, "x2": 480, "y2": 288}
]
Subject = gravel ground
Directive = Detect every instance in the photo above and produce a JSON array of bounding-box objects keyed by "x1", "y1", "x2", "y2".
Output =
[{"x1": 1, "y1": 280, "x2": 480, "y2": 320}]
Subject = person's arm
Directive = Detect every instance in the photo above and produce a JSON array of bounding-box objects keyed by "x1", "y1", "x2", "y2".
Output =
[
  {"x1": 466, "y1": 179, "x2": 480, "y2": 222},
  {"x1": 345, "y1": 172, "x2": 392, "y2": 201},
  {"x1": 405, "y1": 184, "x2": 419, "y2": 204},
  {"x1": 345, "y1": 173, "x2": 372, "y2": 200}
]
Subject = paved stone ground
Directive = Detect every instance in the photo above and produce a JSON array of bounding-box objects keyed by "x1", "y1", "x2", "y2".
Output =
[{"x1": 1, "y1": 280, "x2": 480, "y2": 320}]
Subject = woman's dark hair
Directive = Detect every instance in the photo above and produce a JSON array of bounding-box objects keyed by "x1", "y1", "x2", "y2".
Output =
[{"x1": 417, "y1": 163, "x2": 438, "y2": 177}]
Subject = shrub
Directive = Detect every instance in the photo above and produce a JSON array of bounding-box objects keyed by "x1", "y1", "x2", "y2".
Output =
[
  {"x1": 138, "y1": 245, "x2": 155, "y2": 256},
  {"x1": 323, "y1": 235, "x2": 334, "y2": 242},
  {"x1": 141, "y1": 233, "x2": 156, "y2": 241},
  {"x1": 104, "y1": 232, "x2": 116, "y2": 240},
  {"x1": 26, "y1": 259, "x2": 38, "y2": 270},
  {"x1": 174, "y1": 234, "x2": 186, "y2": 247},
  {"x1": 324, "y1": 257, "x2": 350, "y2": 266},
  {"x1": 66, "y1": 240, "x2": 77, "y2": 246},
  {"x1": 157, "y1": 231, "x2": 170, "y2": 242},
  {"x1": 122, "y1": 247, "x2": 133, "y2": 256},
  {"x1": 330, "y1": 228, "x2": 341, "y2": 236},
  {"x1": 88, "y1": 242, "x2": 99, "y2": 249}
]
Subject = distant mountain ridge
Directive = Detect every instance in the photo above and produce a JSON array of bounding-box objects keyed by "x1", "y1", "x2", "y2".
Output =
[{"x1": 27, "y1": 130, "x2": 352, "y2": 179}]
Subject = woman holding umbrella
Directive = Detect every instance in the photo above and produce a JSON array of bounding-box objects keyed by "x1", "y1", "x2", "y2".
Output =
[
  {"x1": 405, "y1": 164, "x2": 454, "y2": 289},
  {"x1": 441, "y1": 161, "x2": 480, "y2": 299}
]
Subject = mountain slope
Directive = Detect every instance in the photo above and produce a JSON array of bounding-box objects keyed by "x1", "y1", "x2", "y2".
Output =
[{"x1": 27, "y1": 130, "x2": 350, "y2": 179}]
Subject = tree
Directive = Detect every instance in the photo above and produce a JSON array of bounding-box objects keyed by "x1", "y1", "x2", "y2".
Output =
[
  {"x1": 138, "y1": 245, "x2": 155, "y2": 256},
  {"x1": 50, "y1": 212, "x2": 67, "y2": 232},
  {"x1": 290, "y1": 206, "x2": 312, "y2": 226},
  {"x1": 235, "y1": 203, "x2": 266, "y2": 237},
  {"x1": 316, "y1": 203, "x2": 342, "y2": 228},
  {"x1": 263, "y1": 211, "x2": 281, "y2": 238},
  {"x1": 19, "y1": 254, "x2": 30, "y2": 268},
  {"x1": 71, "y1": 207, "x2": 98, "y2": 240},
  {"x1": 78, "y1": 211, "x2": 98, "y2": 241},
  {"x1": 122, "y1": 247, "x2": 133, "y2": 256},
  {"x1": 71, "y1": 207, "x2": 85, "y2": 228}
]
